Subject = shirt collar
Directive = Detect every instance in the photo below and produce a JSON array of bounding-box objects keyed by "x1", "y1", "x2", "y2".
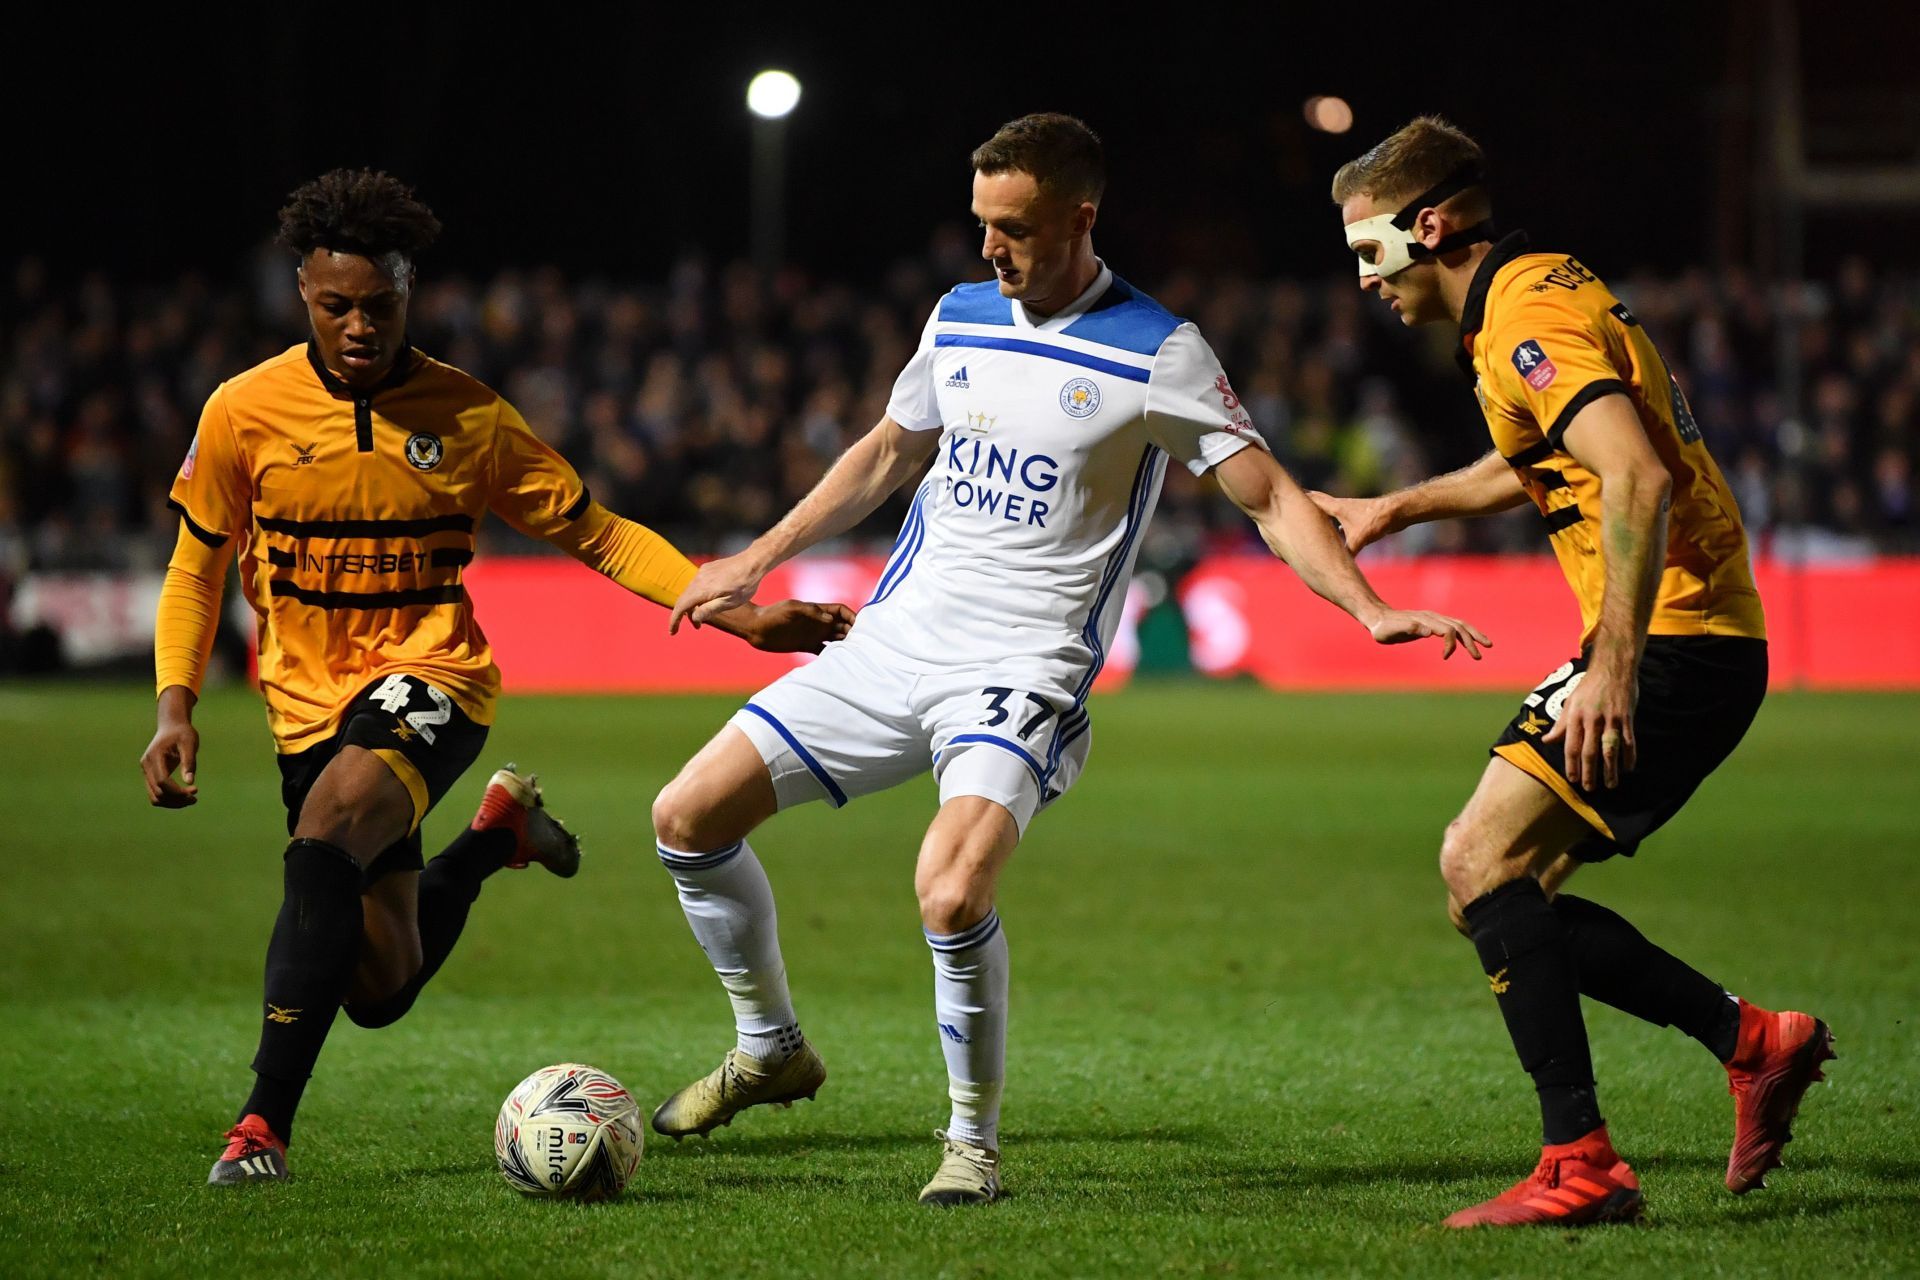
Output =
[
  {"x1": 1454, "y1": 230, "x2": 1531, "y2": 378},
  {"x1": 305, "y1": 338, "x2": 416, "y2": 398},
  {"x1": 1012, "y1": 260, "x2": 1113, "y2": 332}
]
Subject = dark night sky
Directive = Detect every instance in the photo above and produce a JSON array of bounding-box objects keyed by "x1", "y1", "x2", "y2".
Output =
[{"x1": 10, "y1": 1, "x2": 1911, "y2": 289}]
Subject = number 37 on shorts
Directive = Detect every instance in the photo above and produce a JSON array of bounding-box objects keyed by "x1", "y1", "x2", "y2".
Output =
[{"x1": 975, "y1": 687, "x2": 1057, "y2": 741}]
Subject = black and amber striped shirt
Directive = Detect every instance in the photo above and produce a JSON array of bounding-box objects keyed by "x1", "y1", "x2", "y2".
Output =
[
  {"x1": 1461, "y1": 234, "x2": 1765, "y2": 647},
  {"x1": 162, "y1": 342, "x2": 695, "y2": 750}
]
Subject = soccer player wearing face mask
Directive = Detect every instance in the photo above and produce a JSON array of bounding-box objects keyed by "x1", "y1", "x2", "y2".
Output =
[
  {"x1": 142, "y1": 169, "x2": 852, "y2": 1185},
  {"x1": 649, "y1": 113, "x2": 1490, "y2": 1206},
  {"x1": 1318, "y1": 117, "x2": 1833, "y2": 1228}
]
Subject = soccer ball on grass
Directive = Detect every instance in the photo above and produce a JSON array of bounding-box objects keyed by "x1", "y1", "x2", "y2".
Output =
[{"x1": 494, "y1": 1063, "x2": 643, "y2": 1199}]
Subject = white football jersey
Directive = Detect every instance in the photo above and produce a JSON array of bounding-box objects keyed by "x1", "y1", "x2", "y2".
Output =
[{"x1": 862, "y1": 262, "x2": 1265, "y2": 702}]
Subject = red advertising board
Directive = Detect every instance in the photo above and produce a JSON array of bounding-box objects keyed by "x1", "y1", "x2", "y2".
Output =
[
  {"x1": 464, "y1": 555, "x2": 1920, "y2": 694},
  {"x1": 465, "y1": 556, "x2": 1140, "y2": 695}
]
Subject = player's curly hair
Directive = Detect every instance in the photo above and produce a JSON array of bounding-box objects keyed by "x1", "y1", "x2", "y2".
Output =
[
  {"x1": 972, "y1": 113, "x2": 1106, "y2": 206},
  {"x1": 275, "y1": 169, "x2": 442, "y2": 262}
]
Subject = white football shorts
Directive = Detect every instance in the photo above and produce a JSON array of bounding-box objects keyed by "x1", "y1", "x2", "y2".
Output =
[{"x1": 728, "y1": 633, "x2": 1093, "y2": 834}]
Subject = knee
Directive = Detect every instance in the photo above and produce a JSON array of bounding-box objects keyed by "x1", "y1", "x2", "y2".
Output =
[
  {"x1": 294, "y1": 789, "x2": 359, "y2": 850},
  {"x1": 295, "y1": 777, "x2": 409, "y2": 860},
  {"x1": 651, "y1": 777, "x2": 717, "y2": 853},
  {"x1": 350, "y1": 943, "x2": 422, "y2": 1008},
  {"x1": 1437, "y1": 818, "x2": 1491, "y2": 906},
  {"x1": 345, "y1": 982, "x2": 420, "y2": 1028},
  {"x1": 915, "y1": 863, "x2": 993, "y2": 936}
]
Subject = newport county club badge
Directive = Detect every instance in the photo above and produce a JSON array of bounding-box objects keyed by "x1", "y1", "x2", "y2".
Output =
[
  {"x1": 1511, "y1": 339, "x2": 1558, "y2": 391},
  {"x1": 405, "y1": 432, "x2": 444, "y2": 471},
  {"x1": 1059, "y1": 376, "x2": 1102, "y2": 419}
]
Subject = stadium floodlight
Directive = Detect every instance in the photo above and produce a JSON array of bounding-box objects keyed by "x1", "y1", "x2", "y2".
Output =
[
  {"x1": 747, "y1": 70, "x2": 802, "y2": 120},
  {"x1": 1303, "y1": 95, "x2": 1354, "y2": 135},
  {"x1": 747, "y1": 70, "x2": 801, "y2": 271}
]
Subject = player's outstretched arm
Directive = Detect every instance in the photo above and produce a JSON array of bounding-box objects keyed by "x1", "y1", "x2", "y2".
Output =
[
  {"x1": 1213, "y1": 446, "x2": 1490, "y2": 659},
  {"x1": 141, "y1": 523, "x2": 233, "y2": 807},
  {"x1": 1307, "y1": 450, "x2": 1528, "y2": 553},
  {"x1": 670, "y1": 416, "x2": 940, "y2": 633},
  {"x1": 543, "y1": 504, "x2": 854, "y2": 653},
  {"x1": 1541, "y1": 393, "x2": 1673, "y2": 789}
]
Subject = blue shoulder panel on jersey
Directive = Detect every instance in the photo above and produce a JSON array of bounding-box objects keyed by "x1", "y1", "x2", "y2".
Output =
[
  {"x1": 937, "y1": 282, "x2": 1015, "y2": 326},
  {"x1": 1060, "y1": 274, "x2": 1185, "y2": 356}
]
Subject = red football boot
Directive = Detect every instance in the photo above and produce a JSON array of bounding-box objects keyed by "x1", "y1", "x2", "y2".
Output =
[
  {"x1": 1724, "y1": 1000, "x2": 1835, "y2": 1194},
  {"x1": 207, "y1": 1113, "x2": 289, "y2": 1185},
  {"x1": 1444, "y1": 1127, "x2": 1643, "y2": 1228},
  {"x1": 472, "y1": 764, "x2": 581, "y2": 878}
]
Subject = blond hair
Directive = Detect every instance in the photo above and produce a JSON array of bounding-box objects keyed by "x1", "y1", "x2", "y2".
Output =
[{"x1": 1331, "y1": 116, "x2": 1489, "y2": 218}]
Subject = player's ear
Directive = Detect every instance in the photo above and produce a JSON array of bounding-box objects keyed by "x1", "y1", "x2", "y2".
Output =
[
  {"x1": 296, "y1": 264, "x2": 308, "y2": 302},
  {"x1": 1072, "y1": 200, "x2": 1097, "y2": 238},
  {"x1": 1413, "y1": 206, "x2": 1447, "y2": 251}
]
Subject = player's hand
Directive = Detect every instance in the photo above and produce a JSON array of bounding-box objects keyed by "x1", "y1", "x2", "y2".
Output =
[
  {"x1": 140, "y1": 689, "x2": 201, "y2": 808},
  {"x1": 1367, "y1": 610, "x2": 1490, "y2": 660},
  {"x1": 1308, "y1": 491, "x2": 1394, "y2": 554},
  {"x1": 1544, "y1": 661, "x2": 1638, "y2": 790},
  {"x1": 670, "y1": 554, "x2": 766, "y2": 634},
  {"x1": 745, "y1": 600, "x2": 856, "y2": 654}
]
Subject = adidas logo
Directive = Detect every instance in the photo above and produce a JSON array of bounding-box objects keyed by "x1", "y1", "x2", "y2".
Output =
[{"x1": 944, "y1": 366, "x2": 970, "y2": 389}]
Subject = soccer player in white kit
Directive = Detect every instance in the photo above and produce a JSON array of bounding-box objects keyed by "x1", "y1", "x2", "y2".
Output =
[{"x1": 649, "y1": 114, "x2": 1490, "y2": 1205}]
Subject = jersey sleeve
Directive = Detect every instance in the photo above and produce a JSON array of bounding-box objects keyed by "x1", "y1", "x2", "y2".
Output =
[
  {"x1": 154, "y1": 522, "x2": 233, "y2": 697},
  {"x1": 1484, "y1": 290, "x2": 1630, "y2": 447},
  {"x1": 883, "y1": 305, "x2": 944, "y2": 432},
  {"x1": 1143, "y1": 323, "x2": 1267, "y2": 476},
  {"x1": 543, "y1": 502, "x2": 698, "y2": 607},
  {"x1": 167, "y1": 385, "x2": 250, "y2": 545},
  {"x1": 487, "y1": 397, "x2": 593, "y2": 538}
]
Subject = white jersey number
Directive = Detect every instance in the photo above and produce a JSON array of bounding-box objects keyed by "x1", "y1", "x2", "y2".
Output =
[{"x1": 368, "y1": 673, "x2": 453, "y2": 745}]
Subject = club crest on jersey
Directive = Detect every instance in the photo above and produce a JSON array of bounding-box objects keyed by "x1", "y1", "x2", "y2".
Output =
[
  {"x1": 1059, "y1": 376, "x2": 1101, "y2": 419},
  {"x1": 1511, "y1": 339, "x2": 1558, "y2": 391},
  {"x1": 405, "y1": 432, "x2": 444, "y2": 471},
  {"x1": 944, "y1": 366, "x2": 971, "y2": 389}
]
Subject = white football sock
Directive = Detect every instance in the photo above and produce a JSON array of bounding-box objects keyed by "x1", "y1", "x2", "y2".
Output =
[
  {"x1": 657, "y1": 840, "x2": 800, "y2": 1062},
  {"x1": 926, "y1": 910, "x2": 1008, "y2": 1150}
]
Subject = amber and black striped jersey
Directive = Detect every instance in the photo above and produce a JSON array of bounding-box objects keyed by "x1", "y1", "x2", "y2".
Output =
[
  {"x1": 161, "y1": 342, "x2": 696, "y2": 751},
  {"x1": 1460, "y1": 233, "x2": 1766, "y2": 647}
]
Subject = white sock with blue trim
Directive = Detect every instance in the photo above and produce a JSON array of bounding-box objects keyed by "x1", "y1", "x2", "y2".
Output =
[
  {"x1": 657, "y1": 840, "x2": 802, "y2": 1063},
  {"x1": 926, "y1": 909, "x2": 1008, "y2": 1150}
]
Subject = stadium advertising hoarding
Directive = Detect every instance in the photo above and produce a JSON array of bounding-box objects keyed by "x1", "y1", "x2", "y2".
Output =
[
  {"x1": 14, "y1": 557, "x2": 1914, "y2": 690},
  {"x1": 457, "y1": 556, "x2": 1920, "y2": 693}
]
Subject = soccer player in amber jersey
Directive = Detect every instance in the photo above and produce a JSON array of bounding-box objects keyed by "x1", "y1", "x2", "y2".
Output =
[
  {"x1": 1316, "y1": 118, "x2": 1833, "y2": 1227},
  {"x1": 139, "y1": 170, "x2": 850, "y2": 1185}
]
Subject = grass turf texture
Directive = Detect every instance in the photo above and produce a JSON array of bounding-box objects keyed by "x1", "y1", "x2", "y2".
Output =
[{"x1": 0, "y1": 682, "x2": 1914, "y2": 1278}]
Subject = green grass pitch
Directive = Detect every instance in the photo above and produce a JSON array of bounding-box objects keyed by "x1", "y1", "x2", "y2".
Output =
[{"x1": 1, "y1": 682, "x2": 1914, "y2": 1278}]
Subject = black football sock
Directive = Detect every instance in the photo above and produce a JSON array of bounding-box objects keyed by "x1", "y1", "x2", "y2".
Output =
[
  {"x1": 1554, "y1": 893, "x2": 1742, "y2": 1062},
  {"x1": 1462, "y1": 877, "x2": 1603, "y2": 1146},
  {"x1": 343, "y1": 828, "x2": 514, "y2": 1029},
  {"x1": 240, "y1": 838, "x2": 365, "y2": 1142}
]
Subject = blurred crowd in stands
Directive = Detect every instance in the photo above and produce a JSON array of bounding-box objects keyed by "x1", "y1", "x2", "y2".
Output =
[{"x1": 4, "y1": 234, "x2": 1917, "y2": 586}]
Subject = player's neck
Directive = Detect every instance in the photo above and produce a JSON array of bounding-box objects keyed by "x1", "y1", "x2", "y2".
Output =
[
  {"x1": 1021, "y1": 247, "x2": 1101, "y2": 319},
  {"x1": 1437, "y1": 242, "x2": 1494, "y2": 325}
]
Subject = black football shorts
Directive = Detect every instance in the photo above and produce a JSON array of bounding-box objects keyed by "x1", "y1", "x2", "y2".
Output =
[
  {"x1": 1491, "y1": 635, "x2": 1768, "y2": 861},
  {"x1": 276, "y1": 673, "x2": 489, "y2": 884}
]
